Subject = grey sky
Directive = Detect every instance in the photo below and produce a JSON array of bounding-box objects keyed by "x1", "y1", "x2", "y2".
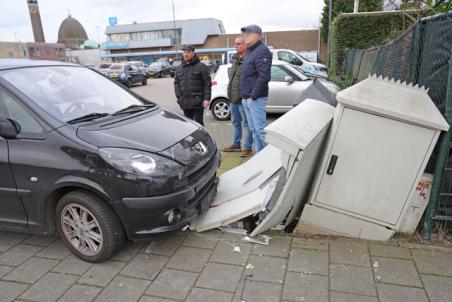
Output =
[{"x1": 0, "y1": 0, "x2": 324, "y2": 43}]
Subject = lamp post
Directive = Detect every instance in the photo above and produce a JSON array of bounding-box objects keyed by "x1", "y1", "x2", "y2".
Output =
[
  {"x1": 327, "y1": 0, "x2": 332, "y2": 67},
  {"x1": 172, "y1": 0, "x2": 178, "y2": 61}
]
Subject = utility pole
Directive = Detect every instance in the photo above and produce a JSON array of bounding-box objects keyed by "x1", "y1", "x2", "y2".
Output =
[
  {"x1": 354, "y1": 0, "x2": 359, "y2": 13},
  {"x1": 172, "y1": 0, "x2": 178, "y2": 61},
  {"x1": 327, "y1": 0, "x2": 332, "y2": 66}
]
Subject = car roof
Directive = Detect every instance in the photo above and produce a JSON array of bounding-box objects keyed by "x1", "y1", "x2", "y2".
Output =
[{"x1": 0, "y1": 59, "x2": 78, "y2": 71}]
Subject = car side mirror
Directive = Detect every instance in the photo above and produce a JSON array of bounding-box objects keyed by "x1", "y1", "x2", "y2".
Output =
[
  {"x1": 0, "y1": 119, "x2": 20, "y2": 139},
  {"x1": 285, "y1": 76, "x2": 294, "y2": 83}
]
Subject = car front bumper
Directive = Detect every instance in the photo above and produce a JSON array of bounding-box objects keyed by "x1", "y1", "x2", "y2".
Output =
[{"x1": 113, "y1": 152, "x2": 220, "y2": 240}]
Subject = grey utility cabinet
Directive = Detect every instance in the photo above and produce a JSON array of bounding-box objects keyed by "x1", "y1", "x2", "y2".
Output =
[{"x1": 299, "y1": 76, "x2": 449, "y2": 240}]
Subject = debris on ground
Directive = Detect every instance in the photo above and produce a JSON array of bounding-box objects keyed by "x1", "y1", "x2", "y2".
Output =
[
  {"x1": 145, "y1": 241, "x2": 158, "y2": 254},
  {"x1": 240, "y1": 235, "x2": 271, "y2": 246},
  {"x1": 233, "y1": 246, "x2": 241, "y2": 253},
  {"x1": 245, "y1": 263, "x2": 255, "y2": 270}
]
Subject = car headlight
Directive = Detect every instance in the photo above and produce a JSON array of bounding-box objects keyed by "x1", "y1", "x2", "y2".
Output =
[
  {"x1": 99, "y1": 148, "x2": 186, "y2": 178},
  {"x1": 120, "y1": 73, "x2": 126, "y2": 79}
]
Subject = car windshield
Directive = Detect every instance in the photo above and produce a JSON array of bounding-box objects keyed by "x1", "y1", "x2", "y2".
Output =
[
  {"x1": 285, "y1": 65, "x2": 310, "y2": 81},
  {"x1": 99, "y1": 63, "x2": 111, "y2": 69},
  {"x1": 109, "y1": 64, "x2": 124, "y2": 70},
  {"x1": 172, "y1": 61, "x2": 181, "y2": 66},
  {"x1": 0, "y1": 66, "x2": 148, "y2": 123},
  {"x1": 149, "y1": 62, "x2": 163, "y2": 68}
]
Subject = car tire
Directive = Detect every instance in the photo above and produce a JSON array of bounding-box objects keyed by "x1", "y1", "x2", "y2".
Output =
[
  {"x1": 211, "y1": 98, "x2": 231, "y2": 121},
  {"x1": 142, "y1": 78, "x2": 147, "y2": 85},
  {"x1": 127, "y1": 79, "x2": 132, "y2": 88},
  {"x1": 158, "y1": 72, "x2": 162, "y2": 78},
  {"x1": 55, "y1": 190, "x2": 125, "y2": 263}
]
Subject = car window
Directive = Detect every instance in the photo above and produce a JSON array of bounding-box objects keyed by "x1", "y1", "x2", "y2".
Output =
[
  {"x1": 0, "y1": 90, "x2": 43, "y2": 134},
  {"x1": 0, "y1": 66, "x2": 146, "y2": 123},
  {"x1": 271, "y1": 66, "x2": 291, "y2": 81},
  {"x1": 277, "y1": 51, "x2": 302, "y2": 66}
]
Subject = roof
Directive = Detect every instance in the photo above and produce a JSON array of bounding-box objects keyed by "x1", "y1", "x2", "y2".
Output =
[
  {"x1": 58, "y1": 15, "x2": 88, "y2": 48},
  {"x1": 337, "y1": 75, "x2": 449, "y2": 131},
  {"x1": 105, "y1": 18, "x2": 226, "y2": 46},
  {"x1": 0, "y1": 59, "x2": 77, "y2": 70}
]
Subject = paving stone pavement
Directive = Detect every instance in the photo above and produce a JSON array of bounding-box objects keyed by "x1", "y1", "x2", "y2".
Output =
[
  {"x1": 1, "y1": 229, "x2": 452, "y2": 302},
  {"x1": 0, "y1": 79, "x2": 451, "y2": 301}
]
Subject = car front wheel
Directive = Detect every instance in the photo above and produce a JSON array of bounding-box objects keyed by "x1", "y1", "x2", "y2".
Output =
[
  {"x1": 126, "y1": 79, "x2": 132, "y2": 88},
  {"x1": 211, "y1": 98, "x2": 231, "y2": 121},
  {"x1": 142, "y1": 78, "x2": 147, "y2": 85},
  {"x1": 56, "y1": 190, "x2": 125, "y2": 263}
]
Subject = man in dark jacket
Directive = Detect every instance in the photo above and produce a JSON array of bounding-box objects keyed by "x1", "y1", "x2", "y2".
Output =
[
  {"x1": 174, "y1": 45, "x2": 211, "y2": 125},
  {"x1": 240, "y1": 25, "x2": 272, "y2": 153},
  {"x1": 222, "y1": 36, "x2": 253, "y2": 157}
]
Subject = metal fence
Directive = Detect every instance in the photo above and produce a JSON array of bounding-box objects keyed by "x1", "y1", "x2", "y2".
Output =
[
  {"x1": 344, "y1": 12, "x2": 452, "y2": 114},
  {"x1": 344, "y1": 12, "x2": 452, "y2": 237}
]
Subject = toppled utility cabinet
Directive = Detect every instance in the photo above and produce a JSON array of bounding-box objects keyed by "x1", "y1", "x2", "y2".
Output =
[
  {"x1": 192, "y1": 99, "x2": 335, "y2": 235},
  {"x1": 297, "y1": 76, "x2": 449, "y2": 240}
]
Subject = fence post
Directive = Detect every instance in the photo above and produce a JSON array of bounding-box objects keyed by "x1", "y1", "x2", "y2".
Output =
[
  {"x1": 422, "y1": 53, "x2": 452, "y2": 239},
  {"x1": 410, "y1": 22, "x2": 423, "y2": 85}
]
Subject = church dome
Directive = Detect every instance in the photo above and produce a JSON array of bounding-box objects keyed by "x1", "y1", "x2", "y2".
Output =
[{"x1": 57, "y1": 15, "x2": 88, "y2": 49}]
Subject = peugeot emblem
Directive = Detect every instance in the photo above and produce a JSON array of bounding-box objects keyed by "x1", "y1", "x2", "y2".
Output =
[{"x1": 191, "y1": 141, "x2": 207, "y2": 155}]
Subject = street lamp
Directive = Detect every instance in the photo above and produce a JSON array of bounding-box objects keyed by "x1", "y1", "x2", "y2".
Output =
[{"x1": 172, "y1": 0, "x2": 178, "y2": 61}]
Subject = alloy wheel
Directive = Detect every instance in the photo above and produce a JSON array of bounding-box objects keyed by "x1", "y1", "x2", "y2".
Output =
[
  {"x1": 213, "y1": 101, "x2": 230, "y2": 119},
  {"x1": 60, "y1": 204, "x2": 103, "y2": 256}
]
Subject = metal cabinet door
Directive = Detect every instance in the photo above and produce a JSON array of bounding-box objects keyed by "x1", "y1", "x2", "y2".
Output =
[
  {"x1": 0, "y1": 137, "x2": 27, "y2": 228},
  {"x1": 315, "y1": 108, "x2": 434, "y2": 225}
]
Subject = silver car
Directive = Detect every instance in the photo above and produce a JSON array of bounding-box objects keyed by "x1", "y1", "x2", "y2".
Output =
[{"x1": 209, "y1": 60, "x2": 338, "y2": 120}]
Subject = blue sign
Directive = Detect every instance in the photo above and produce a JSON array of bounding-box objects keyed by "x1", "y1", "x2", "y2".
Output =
[
  {"x1": 109, "y1": 17, "x2": 118, "y2": 26},
  {"x1": 104, "y1": 41, "x2": 128, "y2": 49}
]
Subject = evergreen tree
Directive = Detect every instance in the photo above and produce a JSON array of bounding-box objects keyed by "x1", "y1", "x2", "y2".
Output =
[{"x1": 320, "y1": 0, "x2": 383, "y2": 42}]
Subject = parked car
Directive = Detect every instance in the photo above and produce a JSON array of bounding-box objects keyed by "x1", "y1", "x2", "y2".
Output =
[
  {"x1": 298, "y1": 52, "x2": 319, "y2": 63},
  {"x1": 272, "y1": 49, "x2": 328, "y2": 78},
  {"x1": 147, "y1": 61, "x2": 171, "y2": 78},
  {"x1": 0, "y1": 59, "x2": 219, "y2": 262},
  {"x1": 106, "y1": 63, "x2": 148, "y2": 88},
  {"x1": 170, "y1": 61, "x2": 182, "y2": 78},
  {"x1": 201, "y1": 60, "x2": 215, "y2": 73},
  {"x1": 128, "y1": 61, "x2": 149, "y2": 78},
  {"x1": 209, "y1": 61, "x2": 338, "y2": 120},
  {"x1": 98, "y1": 63, "x2": 112, "y2": 75}
]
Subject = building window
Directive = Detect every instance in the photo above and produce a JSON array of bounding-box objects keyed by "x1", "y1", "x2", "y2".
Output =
[
  {"x1": 124, "y1": 29, "x2": 182, "y2": 44},
  {"x1": 7, "y1": 48, "x2": 14, "y2": 58},
  {"x1": 109, "y1": 33, "x2": 129, "y2": 42}
]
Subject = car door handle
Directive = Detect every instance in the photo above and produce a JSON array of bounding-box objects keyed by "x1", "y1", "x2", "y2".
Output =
[{"x1": 326, "y1": 154, "x2": 338, "y2": 175}]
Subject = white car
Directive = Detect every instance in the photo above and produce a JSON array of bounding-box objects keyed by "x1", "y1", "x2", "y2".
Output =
[
  {"x1": 209, "y1": 60, "x2": 338, "y2": 120},
  {"x1": 272, "y1": 49, "x2": 328, "y2": 78}
]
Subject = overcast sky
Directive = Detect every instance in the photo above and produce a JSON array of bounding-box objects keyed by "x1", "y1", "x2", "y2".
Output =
[{"x1": 0, "y1": 0, "x2": 324, "y2": 43}]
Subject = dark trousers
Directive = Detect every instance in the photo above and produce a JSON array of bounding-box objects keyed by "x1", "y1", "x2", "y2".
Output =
[{"x1": 183, "y1": 109, "x2": 204, "y2": 126}]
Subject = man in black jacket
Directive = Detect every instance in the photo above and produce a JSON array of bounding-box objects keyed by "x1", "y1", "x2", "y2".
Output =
[{"x1": 174, "y1": 45, "x2": 211, "y2": 126}]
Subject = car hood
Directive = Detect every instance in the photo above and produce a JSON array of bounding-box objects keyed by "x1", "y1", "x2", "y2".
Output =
[{"x1": 77, "y1": 108, "x2": 200, "y2": 153}]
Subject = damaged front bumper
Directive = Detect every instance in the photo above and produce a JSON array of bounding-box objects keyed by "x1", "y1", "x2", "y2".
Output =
[{"x1": 113, "y1": 152, "x2": 220, "y2": 240}]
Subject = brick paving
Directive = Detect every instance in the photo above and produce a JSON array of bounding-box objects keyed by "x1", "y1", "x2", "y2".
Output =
[
  {"x1": 1, "y1": 229, "x2": 452, "y2": 302},
  {"x1": 0, "y1": 78, "x2": 451, "y2": 302}
]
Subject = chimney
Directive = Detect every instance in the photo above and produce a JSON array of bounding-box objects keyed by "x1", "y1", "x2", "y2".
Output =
[{"x1": 27, "y1": 0, "x2": 46, "y2": 42}]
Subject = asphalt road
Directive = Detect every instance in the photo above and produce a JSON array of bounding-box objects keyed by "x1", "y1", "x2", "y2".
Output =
[{"x1": 131, "y1": 76, "x2": 279, "y2": 149}]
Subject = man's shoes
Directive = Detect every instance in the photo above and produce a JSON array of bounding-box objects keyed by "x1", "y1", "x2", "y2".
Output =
[
  {"x1": 222, "y1": 145, "x2": 242, "y2": 152},
  {"x1": 240, "y1": 149, "x2": 253, "y2": 158}
]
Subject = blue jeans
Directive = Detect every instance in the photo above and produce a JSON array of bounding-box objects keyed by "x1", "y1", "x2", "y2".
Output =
[
  {"x1": 230, "y1": 103, "x2": 253, "y2": 150},
  {"x1": 242, "y1": 97, "x2": 267, "y2": 152}
]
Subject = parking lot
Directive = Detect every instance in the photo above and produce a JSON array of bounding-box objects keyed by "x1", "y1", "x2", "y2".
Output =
[{"x1": 132, "y1": 76, "x2": 279, "y2": 149}]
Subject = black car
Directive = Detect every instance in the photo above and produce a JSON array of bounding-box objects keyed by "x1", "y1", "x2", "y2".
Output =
[
  {"x1": 146, "y1": 61, "x2": 171, "y2": 78},
  {"x1": 169, "y1": 61, "x2": 182, "y2": 78},
  {"x1": 0, "y1": 59, "x2": 219, "y2": 262},
  {"x1": 107, "y1": 63, "x2": 148, "y2": 88}
]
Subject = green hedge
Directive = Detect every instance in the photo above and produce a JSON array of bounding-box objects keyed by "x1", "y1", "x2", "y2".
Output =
[{"x1": 329, "y1": 11, "x2": 419, "y2": 78}]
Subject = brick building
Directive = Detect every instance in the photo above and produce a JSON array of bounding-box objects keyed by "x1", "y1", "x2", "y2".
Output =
[
  {"x1": 102, "y1": 19, "x2": 326, "y2": 63},
  {"x1": 0, "y1": 42, "x2": 66, "y2": 61}
]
